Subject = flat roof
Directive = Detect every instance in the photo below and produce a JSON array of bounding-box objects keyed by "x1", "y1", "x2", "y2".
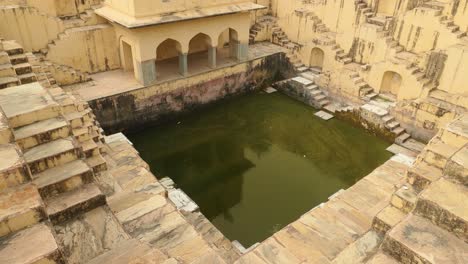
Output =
[{"x1": 95, "y1": 3, "x2": 266, "y2": 29}]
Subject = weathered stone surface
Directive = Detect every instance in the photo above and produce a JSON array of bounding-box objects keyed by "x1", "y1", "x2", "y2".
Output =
[
  {"x1": 373, "y1": 206, "x2": 405, "y2": 234},
  {"x1": 0, "y1": 144, "x2": 29, "y2": 190},
  {"x1": 423, "y1": 138, "x2": 458, "y2": 169},
  {"x1": 46, "y1": 183, "x2": 106, "y2": 224},
  {"x1": 234, "y1": 252, "x2": 269, "y2": 264},
  {"x1": 273, "y1": 224, "x2": 330, "y2": 263},
  {"x1": 114, "y1": 194, "x2": 167, "y2": 224},
  {"x1": 87, "y1": 239, "x2": 169, "y2": 264},
  {"x1": 183, "y1": 211, "x2": 241, "y2": 263},
  {"x1": 365, "y1": 251, "x2": 400, "y2": 264},
  {"x1": 107, "y1": 182, "x2": 166, "y2": 214},
  {"x1": 33, "y1": 159, "x2": 93, "y2": 198},
  {"x1": 24, "y1": 137, "x2": 79, "y2": 174},
  {"x1": 331, "y1": 231, "x2": 382, "y2": 264},
  {"x1": 444, "y1": 146, "x2": 468, "y2": 185},
  {"x1": 14, "y1": 116, "x2": 70, "y2": 150},
  {"x1": 0, "y1": 223, "x2": 62, "y2": 264},
  {"x1": 55, "y1": 206, "x2": 130, "y2": 264},
  {"x1": 391, "y1": 185, "x2": 417, "y2": 213},
  {"x1": 0, "y1": 83, "x2": 60, "y2": 128},
  {"x1": 416, "y1": 178, "x2": 468, "y2": 242},
  {"x1": 252, "y1": 238, "x2": 302, "y2": 264},
  {"x1": 407, "y1": 161, "x2": 443, "y2": 192},
  {"x1": 0, "y1": 183, "x2": 44, "y2": 237},
  {"x1": 384, "y1": 214, "x2": 468, "y2": 264}
]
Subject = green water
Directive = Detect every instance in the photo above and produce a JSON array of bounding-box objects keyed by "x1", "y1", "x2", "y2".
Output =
[{"x1": 127, "y1": 91, "x2": 392, "y2": 247}]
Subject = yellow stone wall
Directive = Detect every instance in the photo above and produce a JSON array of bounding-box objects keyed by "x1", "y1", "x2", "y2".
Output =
[
  {"x1": 105, "y1": 0, "x2": 251, "y2": 18},
  {"x1": 114, "y1": 11, "x2": 250, "y2": 82}
]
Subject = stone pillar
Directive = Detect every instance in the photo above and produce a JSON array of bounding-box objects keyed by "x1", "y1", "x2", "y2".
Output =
[
  {"x1": 179, "y1": 53, "x2": 188, "y2": 76},
  {"x1": 208, "y1": 46, "x2": 217, "y2": 68},
  {"x1": 230, "y1": 40, "x2": 248, "y2": 62},
  {"x1": 237, "y1": 42, "x2": 248, "y2": 61},
  {"x1": 135, "y1": 59, "x2": 156, "y2": 86}
]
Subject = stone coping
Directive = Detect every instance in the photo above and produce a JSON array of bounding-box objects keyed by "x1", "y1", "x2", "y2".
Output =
[{"x1": 95, "y1": 3, "x2": 265, "y2": 29}]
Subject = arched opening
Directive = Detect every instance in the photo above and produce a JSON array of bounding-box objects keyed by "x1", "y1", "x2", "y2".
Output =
[
  {"x1": 380, "y1": 71, "x2": 402, "y2": 98},
  {"x1": 310, "y1": 47, "x2": 325, "y2": 70},
  {"x1": 121, "y1": 40, "x2": 134, "y2": 72},
  {"x1": 156, "y1": 38, "x2": 183, "y2": 80},
  {"x1": 217, "y1": 28, "x2": 240, "y2": 64},
  {"x1": 188, "y1": 33, "x2": 213, "y2": 74}
]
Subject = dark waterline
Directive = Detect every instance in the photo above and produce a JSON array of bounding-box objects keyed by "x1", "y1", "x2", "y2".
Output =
[{"x1": 127, "y1": 91, "x2": 393, "y2": 247}]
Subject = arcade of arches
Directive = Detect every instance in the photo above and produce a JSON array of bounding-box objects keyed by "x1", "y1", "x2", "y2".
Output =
[{"x1": 119, "y1": 27, "x2": 248, "y2": 85}]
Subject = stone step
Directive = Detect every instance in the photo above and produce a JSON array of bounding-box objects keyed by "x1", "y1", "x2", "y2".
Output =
[
  {"x1": 13, "y1": 62, "x2": 32, "y2": 75},
  {"x1": 365, "y1": 92, "x2": 378, "y2": 100},
  {"x1": 365, "y1": 251, "x2": 400, "y2": 264},
  {"x1": 32, "y1": 159, "x2": 93, "y2": 198},
  {"x1": 86, "y1": 154, "x2": 107, "y2": 174},
  {"x1": 395, "y1": 133, "x2": 411, "y2": 144},
  {"x1": 382, "y1": 115, "x2": 394, "y2": 124},
  {"x1": 383, "y1": 214, "x2": 468, "y2": 264},
  {"x1": 13, "y1": 117, "x2": 70, "y2": 150},
  {"x1": 8, "y1": 53, "x2": 28, "y2": 65},
  {"x1": 3, "y1": 40, "x2": 23, "y2": 56},
  {"x1": 45, "y1": 183, "x2": 105, "y2": 224},
  {"x1": 386, "y1": 121, "x2": 399, "y2": 130},
  {"x1": 415, "y1": 178, "x2": 468, "y2": 242},
  {"x1": 314, "y1": 94, "x2": 326, "y2": 101},
  {"x1": 440, "y1": 115, "x2": 468, "y2": 148},
  {"x1": 18, "y1": 72, "x2": 37, "y2": 84},
  {"x1": 407, "y1": 161, "x2": 443, "y2": 192},
  {"x1": 319, "y1": 99, "x2": 330, "y2": 107},
  {"x1": 81, "y1": 138, "x2": 100, "y2": 158},
  {"x1": 0, "y1": 184, "x2": 44, "y2": 237},
  {"x1": 24, "y1": 137, "x2": 79, "y2": 174},
  {"x1": 392, "y1": 127, "x2": 405, "y2": 136},
  {"x1": 73, "y1": 125, "x2": 100, "y2": 143},
  {"x1": 0, "y1": 76, "x2": 20, "y2": 89},
  {"x1": 0, "y1": 63, "x2": 14, "y2": 78},
  {"x1": 0, "y1": 144, "x2": 29, "y2": 191},
  {"x1": 0, "y1": 83, "x2": 61, "y2": 128},
  {"x1": 373, "y1": 205, "x2": 406, "y2": 234},
  {"x1": 64, "y1": 109, "x2": 92, "y2": 128},
  {"x1": 391, "y1": 185, "x2": 417, "y2": 213},
  {"x1": 331, "y1": 231, "x2": 383, "y2": 263},
  {"x1": 0, "y1": 223, "x2": 62, "y2": 263},
  {"x1": 445, "y1": 146, "x2": 468, "y2": 185},
  {"x1": 310, "y1": 89, "x2": 322, "y2": 96},
  {"x1": 424, "y1": 138, "x2": 459, "y2": 169},
  {"x1": 87, "y1": 239, "x2": 169, "y2": 264}
]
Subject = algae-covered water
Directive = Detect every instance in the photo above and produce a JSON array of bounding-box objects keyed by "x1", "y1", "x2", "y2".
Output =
[{"x1": 127, "y1": 91, "x2": 392, "y2": 247}]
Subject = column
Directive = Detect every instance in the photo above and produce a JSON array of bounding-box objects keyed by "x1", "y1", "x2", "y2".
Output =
[
  {"x1": 208, "y1": 46, "x2": 217, "y2": 68},
  {"x1": 237, "y1": 41, "x2": 248, "y2": 61},
  {"x1": 230, "y1": 40, "x2": 248, "y2": 62},
  {"x1": 179, "y1": 52, "x2": 188, "y2": 76},
  {"x1": 135, "y1": 59, "x2": 156, "y2": 86}
]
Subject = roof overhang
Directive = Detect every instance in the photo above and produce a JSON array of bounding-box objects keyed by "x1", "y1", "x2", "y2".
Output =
[{"x1": 95, "y1": 3, "x2": 266, "y2": 29}]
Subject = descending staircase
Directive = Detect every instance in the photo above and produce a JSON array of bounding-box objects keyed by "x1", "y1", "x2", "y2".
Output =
[
  {"x1": 0, "y1": 40, "x2": 37, "y2": 89},
  {"x1": 0, "y1": 42, "x2": 108, "y2": 263},
  {"x1": 370, "y1": 115, "x2": 468, "y2": 263}
]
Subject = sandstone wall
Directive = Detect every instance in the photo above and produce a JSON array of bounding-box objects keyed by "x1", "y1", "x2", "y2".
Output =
[
  {"x1": 45, "y1": 24, "x2": 119, "y2": 73},
  {"x1": 0, "y1": 5, "x2": 64, "y2": 52}
]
